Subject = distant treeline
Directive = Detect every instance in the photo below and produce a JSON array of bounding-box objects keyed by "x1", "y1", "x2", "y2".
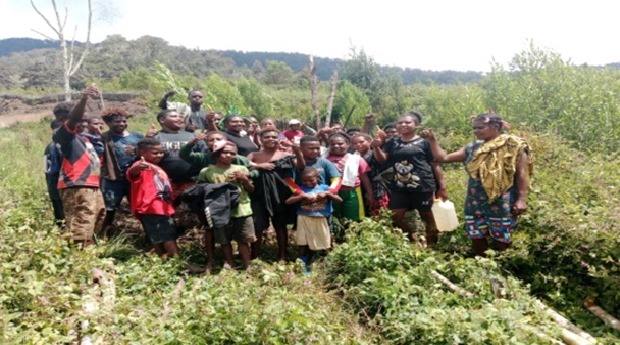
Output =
[{"x1": 0, "y1": 36, "x2": 483, "y2": 89}]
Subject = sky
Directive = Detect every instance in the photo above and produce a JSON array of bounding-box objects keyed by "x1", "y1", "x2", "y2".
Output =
[{"x1": 2, "y1": 0, "x2": 619, "y2": 72}]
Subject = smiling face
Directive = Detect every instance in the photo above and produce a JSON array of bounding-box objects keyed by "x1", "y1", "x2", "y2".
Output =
[
  {"x1": 329, "y1": 135, "x2": 349, "y2": 156},
  {"x1": 107, "y1": 115, "x2": 127, "y2": 134},
  {"x1": 140, "y1": 144, "x2": 164, "y2": 164},
  {"x1": 260, "y1": 130, "x2": 280, "y2": 149},
  {"x1": 160, "y1": 111, "x2": 183, "y2": 131},
  {"x1": 226, "y1": 116, "x2": 245, "y2": 133}
]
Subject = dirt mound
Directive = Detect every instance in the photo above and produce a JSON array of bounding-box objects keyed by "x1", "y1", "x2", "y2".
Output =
[{"x1": 0, "y1": 93, "x2": 149, "y2": 127}]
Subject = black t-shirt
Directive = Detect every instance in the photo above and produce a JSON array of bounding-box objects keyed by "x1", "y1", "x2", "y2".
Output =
[
  {"x1": 224, "y1": 130, "x2": 258, "y2": 157},
  {"x1": 155, "y1": 131, "x2": 204, "y2": 183},
  {"x1": 383, "y1": 137, "x2": 436, "y2": 192}
]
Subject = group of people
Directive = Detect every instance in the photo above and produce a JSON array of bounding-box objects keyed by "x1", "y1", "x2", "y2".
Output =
[{"x1": 44, "y1": 86, "x2": 532, "y2": 272}]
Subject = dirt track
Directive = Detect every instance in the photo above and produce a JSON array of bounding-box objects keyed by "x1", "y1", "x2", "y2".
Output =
[{"x1": 0, "y1": 95, "x2": 148, "y2": 128}]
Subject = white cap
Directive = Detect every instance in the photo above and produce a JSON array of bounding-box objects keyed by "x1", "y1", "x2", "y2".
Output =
[{"x1": 289, "y1": 119, "x2": 301, "y2": 125}]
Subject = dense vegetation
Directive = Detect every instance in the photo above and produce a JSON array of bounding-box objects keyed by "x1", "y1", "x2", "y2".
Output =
[{"x1": 1, "y1": 42, "x2": 620, "y2": 343}]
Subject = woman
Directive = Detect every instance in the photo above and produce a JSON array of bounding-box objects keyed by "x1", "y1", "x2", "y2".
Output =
[
  {"x1": 420, "y1": 112, "x2": 532, "y2": 256},
  {"x1": 374, "y1": 111, "x2": 447, "y2": 244}
]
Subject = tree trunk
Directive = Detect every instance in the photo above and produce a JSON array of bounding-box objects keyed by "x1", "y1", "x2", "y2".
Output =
[
  {"x1": 325, "y1": 70, "x2": 338, "y2": 127},
  {"x1": 309, "y1": 55, "x2": 321, "y2": 129}
]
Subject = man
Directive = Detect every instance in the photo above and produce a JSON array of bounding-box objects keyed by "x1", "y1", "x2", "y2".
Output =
[
  {"x1": 100, "y1": 108, "x2": 144, "y2": 236},
  {"x1": 158, "y1": 89, "x2": 209, "y2": 132},
  {"x1": 53, "y1": 85, "x2": 106, "y2": 247}
]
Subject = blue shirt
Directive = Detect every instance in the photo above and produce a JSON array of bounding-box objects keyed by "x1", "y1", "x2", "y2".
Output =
[
  {"x1": 297, "y1": 184, "x2": 332, "y2": 217},
  {"x1": 300, "y1": 158, "x2": 341, "y2": 186}
]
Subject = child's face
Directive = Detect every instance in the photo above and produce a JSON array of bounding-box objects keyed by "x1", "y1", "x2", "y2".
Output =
[
  {"x1": 352, "y1": 136, "x2": 370, "y2": 153},
  {"x1": 301, "y1": 172, "x2": 319, "y2": 188},
  {"x1": 206, "y1": 133, "x2": 226, "y2": 149},
  {"x1": 329, "y1": 136, "x2": 348, "y2": 156},
  {"x1": 87, "y1": 118, "x2": 105, "y2": 135},
  {"x1": 260, "y1": 131, "x2": 279, "y2": 149},
  {"x1": 141, "y1": 145, "x2": 164, "y2": 164},
  {"x1": 218, "y1": 146, "x2": 237, "y2": 164},
  {"x1": 301, "y1": 141, "x2": 321, "y2": 160}
]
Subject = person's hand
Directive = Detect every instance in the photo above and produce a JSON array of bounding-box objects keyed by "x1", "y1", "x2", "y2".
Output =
[
  {"x1": 303, "y1": 193, "x2": 317, "y2": 203},
  {"x1": 206, "y1": 110, "x2": 217, "y2": 123},
  {"x1": 290, "y1": 141, "x2": 301, "y2": 152},
  {"x1": 193, "y1": 132, "x2": 208, "y2": 144},
  {"x1": 82, "y1": 85, "x2": 100, "y2": 99},
  {"x1": 231, "y1": 171, "x2": 250, "y2": 182},
  {"x1": 124, "y1": 144, "x2": 136, "y2": 156},
  {"x1": 364, "y1": 113, "x2": 375, "y2": 122},
  {"x1": 512, "y1": 198, "x2": 527, "y2": 216},
  {"x1": 419, "y1": 129, "x2": 436, "y2": 142},
  {"x1": 146, "y1": 123, "x2": 158, "y2": 138},
  {"x1": 375, "y1": 125, "x2": 386, "y2": 140},
  {"x1": 166, "y1": 88, "x2": 177, "y2": 97},
  {"x1": 366, "y1": 195, "x2": 376, "y2": 210},
  {"x1": 91, "y1": 124, "x2": 103, "y2": 136},
  {"x1": 316, "y1": 192, "x2": 328, "y2": 201},
  {"x1": 254, "y1": 162, "x2": 276, "y2": 171},
  {"x1": 137, "y1": 157, "x2": 150, "y2": 170},
  {"x1": 436, "y1": 186, "x2": 449, "y2": 201},
  {"x1": 279, "y1": 138, "x2": 293, "y2": 147},
  {"x1": 370, "y1": 137, "x2": 382, "y2": 149}
]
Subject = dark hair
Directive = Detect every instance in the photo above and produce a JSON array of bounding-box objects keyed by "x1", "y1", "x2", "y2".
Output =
[
  {"x1": 328, "y1": 132, "x2": 351, "y2": 143},
  {"x1": 188, "y1": 89, "x2": 203, "y2": 97},
  {"x1": 352, "y1": 133, "x2": 372, "y2": 142},
  {"x1": 383, "y1": 122, "x2": 396, "y2": 131},
  {"x1": 53, "y1": 101, "x2": 74, "y2": 119},
  {"x1": 205, "y1": 130, "x2": 226, "y2": 140},
  {"x1": 156, "y1": 109, "x2": 177, "y2": 123},
  {"x1": 474, "y1": 113, "x2": 506, "y2": 130},
  {"x1": 137, "y1": 137, "x2": 161, "y2": 151},
  {"x1": 85, "y1": 114, "x2": 103, "y2": 124},
  {"x1": 300, "y1": 135, "x2": 320, "y2": 146},
  {"x1": 222, "y1": 114, "x2": 243, "y2": 126},
  {"x1": 259, "y1": 128, "x2": 280, "y2": 137},
  {"x1": 50, "y1": 120, "x2": 62, "y2": 130},
  {"x1": 101, "y1": 107, "x2": 130, "y2": 123},
  {"x1": 301, "y1": 166, "x2": 319, "y2": 177},
  {"x1": 402, "y1": 111, "x2": 423, "y2": 125},
  {"x1": 345, "y1": 127, "x2": 361, "y2": 135}
]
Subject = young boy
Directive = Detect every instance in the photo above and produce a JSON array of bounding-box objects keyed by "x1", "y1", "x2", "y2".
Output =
[
  {"x1": 286, "y1": 167, "x2": 342, "y2": 273},
  {"x1": 197, "y1": 141, "x2": 256, "y2": 269},
  {"x1": 126, "y1": 138, "x2": 179, "y2": 258},
  {"x1": 247, "y1": 129, "x2": 305, "y2": 261}
]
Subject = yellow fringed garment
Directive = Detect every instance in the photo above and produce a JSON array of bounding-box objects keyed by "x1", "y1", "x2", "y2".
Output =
[{"x1": 466, "y1": 134, "x2": 533, "y2": 203}]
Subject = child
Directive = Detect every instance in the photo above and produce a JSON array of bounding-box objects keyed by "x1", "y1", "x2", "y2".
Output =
[
  {"x1": 126, "y1": 138, "x2": 179, "y2": 258},
  {"x1": 326, "y1": 132, "x2": 375, "y2": 222},
  {"x1": 197, "y1": 140, "x2": 256, "y2": 269},
  {"x1": 352, "y1": 133, "x2": 390, "y2": 215},
  {"x1": 286, "y1": 167, "x2": 342, "y2": 273},
  {"x1": 247, "y1": 128, "x2": 305, "y2": 261}
]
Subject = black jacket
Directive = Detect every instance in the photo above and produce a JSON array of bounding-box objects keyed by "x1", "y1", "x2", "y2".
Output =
[{"x1": 179, "y1": 183, "x2": 240, "y2": 229}]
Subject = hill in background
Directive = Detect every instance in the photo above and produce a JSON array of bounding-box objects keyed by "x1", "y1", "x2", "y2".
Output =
[{"x1": 0, "y1": 36, "x2": 483, "y2": 90}]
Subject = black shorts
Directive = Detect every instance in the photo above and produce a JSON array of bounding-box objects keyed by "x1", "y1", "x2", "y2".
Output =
[
  {"x1": 141, "y1": 214, "x2": 177, "y2": 244},
  {"x1": 388, "y1": 190, "x2": 434, "y2": 211},
  {"x1": 252, "y1": 202, "x2": 293, "y2": 234}
]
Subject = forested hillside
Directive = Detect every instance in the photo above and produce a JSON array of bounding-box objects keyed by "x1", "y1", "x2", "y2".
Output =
[{"x1": 0, "y1": 36, "x2": 482, "y2": 91}]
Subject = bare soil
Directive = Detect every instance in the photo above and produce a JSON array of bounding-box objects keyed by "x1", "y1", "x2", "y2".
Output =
[{"x1": 0, "y1": 95, "x2": 149, "y2": 128}]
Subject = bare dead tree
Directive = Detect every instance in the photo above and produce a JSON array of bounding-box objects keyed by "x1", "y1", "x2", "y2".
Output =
[
  {"x1": 309, "y1": 55, "x2": 321, "y2": 129},
  {"x1": 30, "y1": 0, "x2": 92, "y2": 101},
  {"x1": 324, "y1": 70, "x2": 338, "y2": 127}
]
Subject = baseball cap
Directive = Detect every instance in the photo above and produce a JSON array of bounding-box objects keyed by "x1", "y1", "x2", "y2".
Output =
[{"x1": 289, "y1": 119, "x2": 301, "y2": 125}]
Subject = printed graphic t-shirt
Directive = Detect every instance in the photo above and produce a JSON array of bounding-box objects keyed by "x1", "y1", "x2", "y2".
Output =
[
  {"x1": 383, "y1": 137, "x2": 436, "y2": 193},
  {"x1": 126, "y1": 161, "x2": 174, "y2": 218}
]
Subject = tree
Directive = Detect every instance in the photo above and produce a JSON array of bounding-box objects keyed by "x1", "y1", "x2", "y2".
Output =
[{"x1": 30, "y1": 0, "x2": 93, "y2": 100}]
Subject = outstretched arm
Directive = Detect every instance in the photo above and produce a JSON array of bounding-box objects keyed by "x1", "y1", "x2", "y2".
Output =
[
  {"x1": 420, "y1": 129, "x2": 466, "y2": 163},
  {"x1": 67, "y1": 85, "x2": 98, "y2": 128},
  {"x1": 158, "y1": 89, "x2": 176, "y2": 110}
]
